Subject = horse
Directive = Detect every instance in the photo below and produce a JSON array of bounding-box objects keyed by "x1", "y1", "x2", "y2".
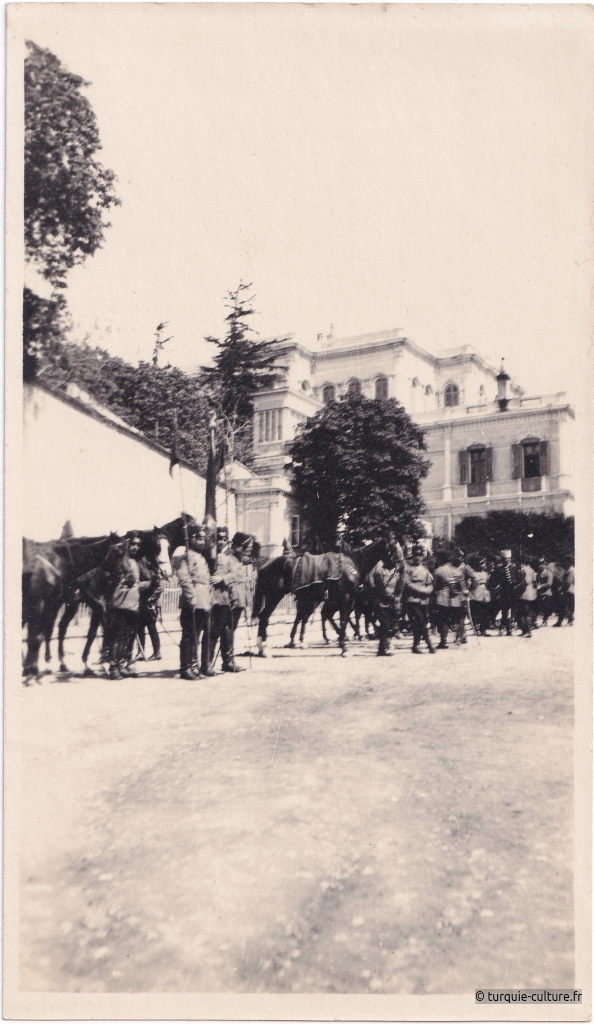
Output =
[
  {"x1": 321, "y1": 584, "x2": 378, "y2": 643},
  {"x1": 52, "y1": 514, "x2": 202, "y2": 675},
  {"x1": 54, "y1": 526, "x2": 175, "y2": 675},
  {"x1": 252, "y1": 532, "x2": 403, "y2": 656},
  {"x1": 22, "y1": 533, "x2": 120, "y2": 683}
]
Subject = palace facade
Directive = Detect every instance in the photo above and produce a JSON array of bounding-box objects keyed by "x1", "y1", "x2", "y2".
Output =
[{"x1": 230, "y1": 328, "x2": 574, "y2": 555}]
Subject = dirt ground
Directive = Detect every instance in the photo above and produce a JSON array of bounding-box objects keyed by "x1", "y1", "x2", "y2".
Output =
[{"x1": 17, "y1": 615, "x2": 575, "y2": 994}]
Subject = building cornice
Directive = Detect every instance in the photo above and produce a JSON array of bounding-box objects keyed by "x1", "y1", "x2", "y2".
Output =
[
  {"x1": 312, "y1": 340, "x2": 405, "y2": 364},
  {"x1": 419, "y1": 402, "x2": 574, "y2": 430}
]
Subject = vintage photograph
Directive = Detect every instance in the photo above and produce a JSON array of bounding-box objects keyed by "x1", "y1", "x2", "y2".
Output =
[{"x1": 5, "y1": 3, "x2": 592, "y2": 1019}]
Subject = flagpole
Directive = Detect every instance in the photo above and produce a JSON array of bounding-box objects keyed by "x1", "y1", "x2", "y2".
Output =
[{"x1": 171, "y1": 408, "x2": 199, "y2": 671}]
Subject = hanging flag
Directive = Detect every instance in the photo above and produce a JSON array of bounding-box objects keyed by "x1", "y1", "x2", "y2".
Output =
[
  {"x1": 204, "y1": 414, "x2": 222, "y2": 569},
  {"x1": 204, "y1": 414, "x2": 218, "y2": 530}
]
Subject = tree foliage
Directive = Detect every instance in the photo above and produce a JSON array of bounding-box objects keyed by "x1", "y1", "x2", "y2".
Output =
[
  {"x1": 198, "y1": 282, "x2": 286, "y2": 463},
  {"x1": 24, "y1": 42, "x2": 119, "y2": 378},
  {"x1": 454, "y1": 511, "x2": 574, "y2": 562},
  {"x1": 288, "y1": 396, "x2": 430, "y2": 548},
  {"x1": 42, "y1": 341, "x2": 211, "y2": 473},
  {"x1": 25, "y1": 41, "x2": 119, "y2": 286}
]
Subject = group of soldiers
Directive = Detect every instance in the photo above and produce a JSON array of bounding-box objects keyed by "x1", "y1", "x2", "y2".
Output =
[
  {"x1": 371, "y1": 544, "x2": 575, "y2": 656},
  {"x1": 106, "y1": 524, "x2": 253, "y2": 680},
  {"x1": 103, "y1": 528, "x2": 574, "y2": 676}
]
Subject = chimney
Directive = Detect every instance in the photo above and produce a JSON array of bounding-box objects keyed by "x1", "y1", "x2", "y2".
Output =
[{"x1": 496, "y1": 359, "x2": 511, "y2": 411}]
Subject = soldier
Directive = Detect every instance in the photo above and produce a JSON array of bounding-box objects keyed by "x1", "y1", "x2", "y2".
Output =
[
  {"x1": 550, "y1": 558, "x2": 567, "y2": 627},
  {"x1": 402, "y1": 544, "x2": 435, "y2": 654},
  {"x1": 369, "y1": 556, "x2": 402, "y2": 656},
  {"x1": 466, "y1": 554, "x2": 492, "y2": 636},
  {"x1": 172, "y1": 524, "x2": 214, "y2": 680},
  {"x1": 135, "y1": 549, "x2": 163, "y2": 661},
  {"x1": 517, "y1": 555, "x2": 537, "y2": 637},
  {"x1": 432, "y1": 548, "x2": 468, "y2": 649},
  {"x1": 553, "y1": 557, "x2": 575, "y2": 626},
  {"x1": 489, "y1": 548, "x2": 520, "y2": 636},
  {"x1": 535, "y1": 556, "x2": 553, "y2": 627},
  {"x1": 106, "y1": 532, "x2": 151, "y2": 680},
  {"x1": 209, "y1": 528, "x2": 250, "y2": 673}
]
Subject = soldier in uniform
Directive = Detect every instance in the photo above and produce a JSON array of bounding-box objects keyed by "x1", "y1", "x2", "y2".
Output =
[
  {"x1": 535, "y1": 556, "x2": 553, "y2": 627},
  {"x1": 106, "y1": 532, "x2": 151, "y2": 679},
  {"x1": 136, "y1": 550, "x2": 163, "y2": 660},
  {"x1": 489, "y1": 548, "x2": 520, "y2": 636},
  {"x1": 209, "y1": 527, "x2": 249, "y2": 673},
  {"x1": 172, "y1": 524, "x2": 214, "y2": 680},
  {"x1": 517, "y1": 555, "x2": 537, "y2": 637},
  {"x1": 369, "y1": 555, "x2": 402, "y2": 656},
  {"x1": 402, "y1": 544, "x2": 435, "y2": 654},
  {"x1": 466, "y1": 554, "x2": 492, "y2": 636},
  {"x1": 432, "y1": 548, "x2": 468, "y2": 649},
  {"x1": 553, "y1": 557, "x2": 575, "y2": 626}
]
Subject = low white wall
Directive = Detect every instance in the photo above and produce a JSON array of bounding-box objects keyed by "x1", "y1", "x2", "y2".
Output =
[{"x1": 23, "y1": 383, "x2": 236, "y2": 541}]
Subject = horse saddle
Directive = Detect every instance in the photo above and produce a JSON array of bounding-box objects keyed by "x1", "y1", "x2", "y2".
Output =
[{"x1": 292, "y1": 551, "x2": 349, "y2": 591}]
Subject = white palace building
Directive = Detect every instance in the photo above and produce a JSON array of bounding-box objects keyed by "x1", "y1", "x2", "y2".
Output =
[{"x1": 230, "y1": 328, "x2": 575, "y2": 556}]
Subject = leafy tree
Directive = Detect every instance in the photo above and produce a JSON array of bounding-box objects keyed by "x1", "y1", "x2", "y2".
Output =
[
  {"x1": 199, "y1": 282, "x2": 286, "y2": 463},
  {"x1": 24, "y1": 42, "x2": 119, "y2": 377},
  {"x1": 42, "y1": 341, "x2": 211, "y2": 472},
  {"x1": 288, "y1": 395, "x2": 430, "y2": 548}
]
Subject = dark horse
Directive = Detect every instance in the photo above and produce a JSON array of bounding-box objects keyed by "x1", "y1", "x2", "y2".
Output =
[
  {"x1": 22, "y1": 533, "x2": 120, "y2": 683},
  {"x1": 53, "y1": 514, "x2": 198, "y2": 675},
  {"x1": 252, "y1": 533, "x2": 403, "y2": 656}
]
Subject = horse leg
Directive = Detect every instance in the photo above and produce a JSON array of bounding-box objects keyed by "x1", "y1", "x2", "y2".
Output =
[
  {"x1": 257, "y1": 600, "x2": 273, "y2": 657},
  {"x1": 285, "y1": 611, "x2": 299, "y2": 648},
  {"x1": 38, "y1": 598, "x2": 63, "y2": 680},
  {"x1": 321, "y1": 604, "x2": 330, "y2": 644},
  {"x1": 23, "y1": 618, "x2": 43, "y2": 684},
  {"x1": 82, "y1": 609, "x2": 102, "y2": 674},
  {"x1": 339, "y1": 590, "x2": 356, "y2": 655},
  {"x1": 57, "y1": 601, "x2": 79, "y2": 672}
]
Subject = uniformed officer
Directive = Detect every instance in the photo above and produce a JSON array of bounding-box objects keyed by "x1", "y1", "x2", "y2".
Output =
[
  {"x1": 489, "y1": 548, "x2": 520, "y2": 636},
  {"x1": 536, "y1": 556, "x2": 553, "y2": 627},
  {"x1": 136, "y1": 550, "x2": 162, "y2": 660},
  {"x1": 106, "y1": 532, "x2": 151, "y2": 679},
  {"x1": 369, "y1": 556, "x2": 402, "y2": 656},
  {"x1": 209, "y1": 527, "x2": 249, "y2": 673},
  {"x1": 517, "y1": 555, "x2": 537, "y2": 637},
  {"x1": 402, "y1": 544, "x2": 435, "y2": 654},
  {"x1": 172, "y1": 524, "x2": 214, "y2": 679},
  {"x1": 432, "y1": 548, "x2": 468, "y2": 649},
  {"x1": 465, "y1": 554, "x2": 492, "y2": 636}
]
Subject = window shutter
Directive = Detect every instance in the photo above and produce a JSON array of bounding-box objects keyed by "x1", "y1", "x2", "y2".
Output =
[
  {"x1": 511, "y1": 443, "x2": 523, "y2": 479},
  {"x1": 539, "y1": 440, "x2": 549, "y2": 476},
  {"x1": 485, "y1": 446, "x2": 493, "y2": 481},
  {"x1": 458, "y1": 449, "x2": 468, "y2": 484}
]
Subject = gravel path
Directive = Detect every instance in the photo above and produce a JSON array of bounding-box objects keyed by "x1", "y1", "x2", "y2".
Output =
[{"x1": 17, "y1": 620, "x2": 575, "y2": 994}]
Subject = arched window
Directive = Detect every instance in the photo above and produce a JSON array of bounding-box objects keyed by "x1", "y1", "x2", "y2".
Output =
[
  {"x1": 444, "y1": 382, "x2": 459, "y2": 407},
  {"x1": 375, "y1": 376, "x2": 388, "y2": 400},
  {"x1": 347, "y1": 379, "x2": 361, "y2": 397},
  {"x1": 322, "y1": 384, "x2": 335, "y2": 404}
]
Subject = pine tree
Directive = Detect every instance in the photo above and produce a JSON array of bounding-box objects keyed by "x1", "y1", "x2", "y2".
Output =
[{"x1": 199, "y1": 282, "x2": 286, "y2": 464}]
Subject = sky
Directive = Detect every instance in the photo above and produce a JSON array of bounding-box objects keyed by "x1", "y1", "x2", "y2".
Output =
[{"x1": 17, "y1": 3, "x2": 594, "y2": 399}]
